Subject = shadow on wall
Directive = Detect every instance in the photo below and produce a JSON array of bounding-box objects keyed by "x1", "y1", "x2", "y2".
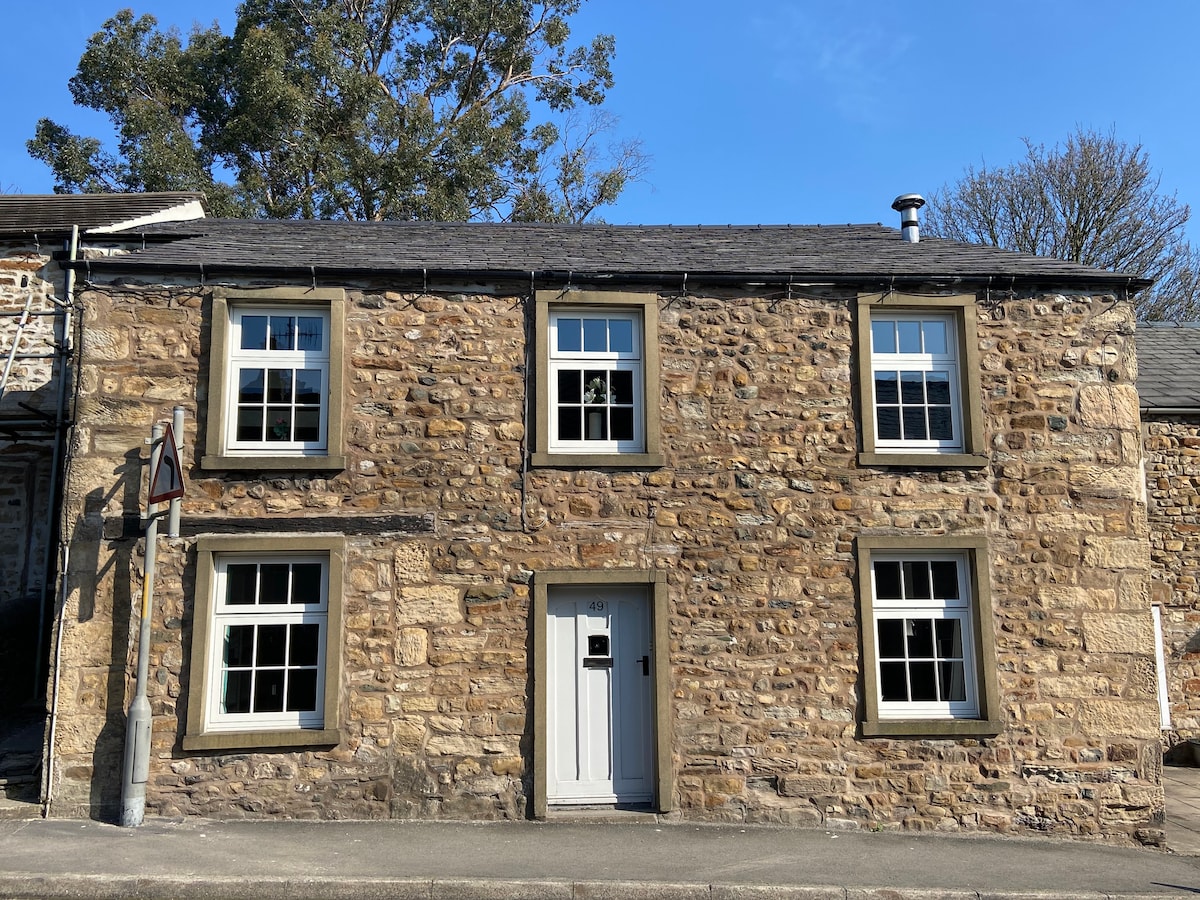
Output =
[{"x1": 67, "y1": 448, "x2": 141, "y2": 821}]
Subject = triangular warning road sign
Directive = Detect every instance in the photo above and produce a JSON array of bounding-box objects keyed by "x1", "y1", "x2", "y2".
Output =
[{"x1": 148, "y1": 424, "x2": 186, "y2": 504}]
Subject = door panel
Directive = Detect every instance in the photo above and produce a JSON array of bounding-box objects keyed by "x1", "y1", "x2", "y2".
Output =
[{"x1": 547, "y1": 585, "x2": 652, "y2": 804}]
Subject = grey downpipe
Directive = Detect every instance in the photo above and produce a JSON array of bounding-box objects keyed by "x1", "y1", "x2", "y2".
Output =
[{"x1": 42, "y1": 224, "x2": 79, "y2": 813}]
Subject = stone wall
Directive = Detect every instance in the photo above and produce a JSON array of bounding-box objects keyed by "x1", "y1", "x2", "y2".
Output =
[
  {"x1": 49, "y1": 280, "x2": 1162, "y2": 843},
  {"x1": 1145, "y1": 416, "x2": 1200, "y2": 745}
]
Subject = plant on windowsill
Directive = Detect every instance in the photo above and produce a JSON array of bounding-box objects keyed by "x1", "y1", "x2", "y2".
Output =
[{"x1": 583, "y1": 377, "x2": 607, "y2": 404}]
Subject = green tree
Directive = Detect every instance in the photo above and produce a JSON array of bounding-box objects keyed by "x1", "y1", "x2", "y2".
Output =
[
  {"x1": 925, "y1": 128, "x2": 1200, "y2": 321},
  {"x1": 28, "y1": 1, "x2": 645, "y2": 222}
]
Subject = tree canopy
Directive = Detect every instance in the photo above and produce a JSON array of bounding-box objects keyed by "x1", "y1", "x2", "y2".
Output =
[
  {"x1": 924, "y1": 128, "x2": 1200, "y2": 321},
  {"x1": 28, "y1": 0, "x2": 646, "y2": 222}
]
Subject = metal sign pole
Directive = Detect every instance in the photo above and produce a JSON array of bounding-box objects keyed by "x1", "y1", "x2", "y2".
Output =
[{"x1": 121, "y1": 423, "x2": 162, "y2": 827}]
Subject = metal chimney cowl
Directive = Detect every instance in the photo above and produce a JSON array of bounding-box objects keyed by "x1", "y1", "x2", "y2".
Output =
[{"x1": 892, "y1": 194, "x2": 925, "y2": 243}]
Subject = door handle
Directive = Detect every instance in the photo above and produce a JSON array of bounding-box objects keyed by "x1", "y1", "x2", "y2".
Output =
[{"x1": 637, "y1": 655, "x2": 649, "y2": 676}]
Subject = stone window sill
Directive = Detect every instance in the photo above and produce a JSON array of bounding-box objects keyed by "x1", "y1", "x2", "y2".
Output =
[
  {"x1": 201, "y1": 455, "x2": 347, "y2": 472},
  {"x1": 862, "y1": 718, "x2": 1004, "y2": 738},
  {"x1": 531, "y1": 452, "x2": 664, "y2": 469},
  {"x1": 182, "y1": 728, "x2": 341, "y2": 752},
  {"x1": 858, "y1": 452, "x2": 988, "y2": 469}
]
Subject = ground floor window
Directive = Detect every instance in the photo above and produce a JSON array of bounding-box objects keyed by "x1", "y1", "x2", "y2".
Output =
[
  {"x1": 856, "y1": 535, "x2": 1002, "y2": 737},
  {"x1": 183, "y1": 534, "x2": 345, "y2": 751}
]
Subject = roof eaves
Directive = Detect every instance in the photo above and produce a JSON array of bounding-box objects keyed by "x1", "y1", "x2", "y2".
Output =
[{"x1": 69, "y1": 256, "x2": 1152, "y2": 291}]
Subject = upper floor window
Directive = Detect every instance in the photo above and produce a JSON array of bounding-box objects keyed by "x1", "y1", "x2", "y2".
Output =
[
  {"x1": 202, "y1": 287, "x2": 346, "y2": 472},
  {"x1": 532, "y1": 290, "x2": 663, "y2": 468},
  {"x1": 855, "y1": 294, "x2": 987, "y2": 468},
  {"x1": 229, "y1": 308, "x2": 329, "y2": 453},
  {"x1": 870, "y1": 313, "x2": 962, "y2": 452},
  {"x1": 549, "y1": 310, "x2": 644, "y2": 453}
]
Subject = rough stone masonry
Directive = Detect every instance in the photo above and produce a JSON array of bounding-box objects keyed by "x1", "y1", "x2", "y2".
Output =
[{"x1": 48, "y1": 276, "x2": 1163, "y2": 844}]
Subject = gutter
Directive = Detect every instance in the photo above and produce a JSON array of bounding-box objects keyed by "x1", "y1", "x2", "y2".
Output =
[
  {"x1": 66, "y1": 259, "x2": 1152, "y2": 294},
  {"x1": 1140, "y1": 407, "x2": 1200, "y2": 415}
]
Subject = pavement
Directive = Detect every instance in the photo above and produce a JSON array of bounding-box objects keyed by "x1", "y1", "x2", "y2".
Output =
[
  {"x1": 1165, "y1": 762, "x2": 1200, "y2": 855},
  {"x1": 0, "y1": 812, "x2": 1197, "y2": 900}
]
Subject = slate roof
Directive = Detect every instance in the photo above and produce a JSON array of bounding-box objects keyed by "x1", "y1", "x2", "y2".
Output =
[
  {"x1": 84, "y1": 217, "x2": 1149, "y2": 289},
  {"x1": 1136, "y1": 324, "x2": 1200, "y2": 411},
  {"x1": 0, "y1": 193, "x2": 207, "y2": 235}
]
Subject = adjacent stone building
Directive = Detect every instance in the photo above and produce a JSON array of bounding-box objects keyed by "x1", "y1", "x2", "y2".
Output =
[
  {"x1": 0, "y1": 194, "x2": 205, "y2": 757},
  {"x1": 1138, "y1": 324, "x2": 1200, "y2": 751},
  {"x1": 12, "y1": 200, "x2": 1168, "y2": 843}
]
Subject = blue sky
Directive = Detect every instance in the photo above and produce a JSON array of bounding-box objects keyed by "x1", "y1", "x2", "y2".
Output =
[{"x1": 4, "y1": 1, "x2": 1197, "y2": 238}]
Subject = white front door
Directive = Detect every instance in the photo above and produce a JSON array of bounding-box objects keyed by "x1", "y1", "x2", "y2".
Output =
[{"x1": 547, "y1": 585, "x2": 653, "y2": 805}]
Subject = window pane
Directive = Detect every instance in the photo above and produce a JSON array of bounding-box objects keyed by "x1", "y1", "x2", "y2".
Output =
[
  {"x1": 903, "y1": 562, "x2": 930, "y2": 600},
  {"x1": 287, "y1": 669, "x2": 319, "y2": 712},
  {"x1": 897, "y1": 320, "x2": 922, "y2": 354},
  {"x1": 931, "y1": 561, "x2": 959, "y2": 600},
  {"x1": 879, "y1": 661, "x2": 908, "y2": 701},
  {"x1": 874, "y1": 372, "x2": 898, "y2": 404},
  {"x1": 900, "y1": 371, "x2": 925, "y2": 404},
  {"x1": 871, "y1": 320, "x2": 896, "y2": 354},
  {"x1": 222, "y1": 670, "x2": 252, "y2": 713},
  {"x1": 294, "y1": 409, "x2": 320, "y2": 442},
  {"x1": 906, "y1": 618, "x2": 934, "y2": 656},
  {"x1": 923, "y1": 320, "x2": 948, "y2": 355},
  {"x1": 925, "y1": 371, "x2": 951, "y2": 404},
  {"x1": 877, "y1": 618, "x2": 905, "y2": 657},
  {"x1": 610, "y1": 369, "x2": 634, "y2": 404},
  {"x1": 257, "y1": 624, "x2": 287, "y2": 666},
  {"x1": 269, "y1": 316, "x2": 294, "y2": 351},
  {"x1": 902, "y1": 407, "x2": 927, "y2": 440},
  {"x1": 254, "y1": 670, "x2": 286, "y2": 712},
  {"x1": 928, "y1": 407, "x2": 953, "y2": 441},
  {"x1": 295, "y1": 369, "x2": 322, "y2": 405},
  {"x1": 609, "y1": 319, "x2": 634, "y2": 354},
  {"x1": 236, "y1": 408, "x2": 263, "y2": 441},
  {"x1": 876, "y1": 407, "x2": 900, "y2": 440},
  {"x1": 611, "y1": 407, "x2": 634, "y2": 441},
  {"x1": 909, "y1": 661, "x2": 937, "y2": 700},
  {"x1": 558, "y1": 406, "x2": 582, "y2": 441},
  {"x1": 874, "y1": 561, "x2": 902, "y2": 600},
  {"x1": 238, "y1": 369, "x2": 265, "y2": 403},
  {"x1": 297, "y1": 316, "x2": 323, "y2": 351},
  {"x1": 935, "y1": 618, "x2": 964, "y2": 658},
  {"x1": 582, "y1": 318, "x2": 607, "y2": 352},
  {"x1": 240, "y1": 316, "x2": 268, "y2": 351},
  {"x1": 267, "y1": 408, "x2": 293, "y2": 441},
  {"x1": 585, "y1": 408, "x2": 608, "y2": 440},
  {"x1": 557, "y1": 369, "x2": 581, "y2": 404},
  {"x1": 292, "y1": 564, "x2": 323, "y2": 604},
  {"x1": 939, "y1": 661, "x2": 967, "y2": 702},
  {"x1": 556, "y1": 319, "x2": 581, "y2": 352},
  {"x1": 290, "y1": 624, "x2": 320, "y2": 666},
  {"x1": 260, "y1": 564, "x2": 290, "y2": 603},
  {"x1": 224, "y1": 625, "x2": 255, "y2": 667},
  {"x1": 226, "y1": 565, "x2": 257, "y2": 605},
  {"x1": 267, "y1": 369, "x2": 293, "y2": 403}
]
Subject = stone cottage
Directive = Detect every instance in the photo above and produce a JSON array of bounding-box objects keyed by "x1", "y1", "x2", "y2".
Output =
[
  {"x1": 15, "y1": 197, "x2": 1167, "y2": 843},
  {"x1": 0, "y1": 194, "x2": 205, "y2": 801},
  {"x1": 1138, "y1": 323, "x2": 1200, "y2": 750}
]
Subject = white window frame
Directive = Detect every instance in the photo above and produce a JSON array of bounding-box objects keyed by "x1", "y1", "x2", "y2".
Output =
[
  {"x1": 869, "y1": 551, "x2": 979, "y2": 720},
  {"x1": 869, "y1": 312, "x2": 964, "y2": 453},
  {"x1": 225, "y1": 306, "x2": 330, "y2": 456},
  {"x1": 205, "y1": 552, "x2": 330, "y2": 733},
  {"x1": 548, "y1": 309, "x2": 645, "y2": 454}
]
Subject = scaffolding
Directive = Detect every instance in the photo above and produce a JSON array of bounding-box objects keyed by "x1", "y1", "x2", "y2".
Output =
[{"x1": 0, "y1": 227, "x2": 80, "y2": 704}]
